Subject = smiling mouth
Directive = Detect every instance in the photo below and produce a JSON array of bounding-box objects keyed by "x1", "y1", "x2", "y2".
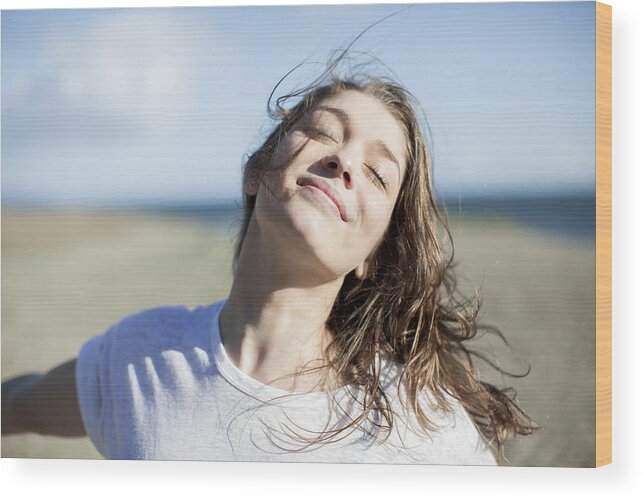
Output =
[{"x1": 296, "y1": 178, "x2": 347, "y2": 222}]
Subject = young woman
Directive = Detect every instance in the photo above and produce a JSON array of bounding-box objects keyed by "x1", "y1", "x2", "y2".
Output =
[{"x1": 2, "y1": 73, "x2": 536, "y2": 464}]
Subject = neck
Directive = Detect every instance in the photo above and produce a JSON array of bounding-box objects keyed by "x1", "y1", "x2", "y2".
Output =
[{"x1": 220, "y1": 219, "x2": 344, "y2": 393}]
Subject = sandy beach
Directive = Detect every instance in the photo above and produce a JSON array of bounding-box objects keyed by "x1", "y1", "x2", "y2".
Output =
[{"x1": 1, "y1": 209, "x2": 595, "y2": 466}]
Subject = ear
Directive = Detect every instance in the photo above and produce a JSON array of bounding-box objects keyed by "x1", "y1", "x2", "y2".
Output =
[
  {"x1": 354, "y1": 260, "x2": 370, "y2": 281},
  {"x1": 244, "y1": 172, "x2": 259, "y2": 196}
]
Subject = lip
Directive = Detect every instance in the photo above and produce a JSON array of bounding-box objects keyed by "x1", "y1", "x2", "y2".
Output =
[{"x1": 297, "y1": 177, "x2": 348, "y2": 222}]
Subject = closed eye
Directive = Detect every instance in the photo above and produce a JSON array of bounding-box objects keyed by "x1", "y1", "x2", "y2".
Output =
[
  {"x1": 301, "y1": 126, "x2": 339, "y2": 143},
  {"x1": 363, "y1": 161, "x2": 390, "y2": 190}
]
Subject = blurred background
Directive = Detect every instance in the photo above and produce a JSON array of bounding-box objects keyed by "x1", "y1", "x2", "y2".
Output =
[{"x1": 2, "y1": 2, "x2": 596, "y2": 466}]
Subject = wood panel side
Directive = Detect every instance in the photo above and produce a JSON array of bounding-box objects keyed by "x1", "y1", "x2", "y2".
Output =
[{"x1": 595, "y1": 1, "x2": 612, "y2": 468}]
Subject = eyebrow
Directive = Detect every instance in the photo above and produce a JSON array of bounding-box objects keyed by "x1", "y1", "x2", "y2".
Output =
[{"x1": 316, "y1": 105, "x2": 402, "y2": 175}]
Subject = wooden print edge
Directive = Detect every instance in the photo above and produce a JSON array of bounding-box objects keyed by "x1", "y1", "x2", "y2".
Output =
[{"x1": 595, "y1": 0, "x2": 612, "y2": 468}]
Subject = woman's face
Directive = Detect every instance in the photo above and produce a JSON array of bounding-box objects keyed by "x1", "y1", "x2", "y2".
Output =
[{"x1": 249, "y1": 90, "x2": 408, "y2": 281}]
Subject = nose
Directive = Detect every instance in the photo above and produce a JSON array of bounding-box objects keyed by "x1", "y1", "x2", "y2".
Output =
[{"x1": 323, "y1": 153, "x2": 354, "y2": 189}]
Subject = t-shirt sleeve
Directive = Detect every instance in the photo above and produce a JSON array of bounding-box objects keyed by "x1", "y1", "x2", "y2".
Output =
[
  {"x1": 76, "y1": 329, "x2": 113, "y2": 457},
  {"x1": 415, "y1": 389, "x2": 498, "y2": 466},
  {"x1": 449, "y1": 397, "x2": 498, "y2": 466},
  {"x1": 73, "y1": 305, "x2": 204, "y2": 459}
]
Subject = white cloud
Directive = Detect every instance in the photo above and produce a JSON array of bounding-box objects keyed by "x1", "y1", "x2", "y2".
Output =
[{"x1": 42, "y1": 10, "x2": 214, "y2": 123}]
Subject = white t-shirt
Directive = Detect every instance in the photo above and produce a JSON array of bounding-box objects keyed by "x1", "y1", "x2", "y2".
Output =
[{"x1": 76, "y1": 301, "x2": 497, "y2": 464}]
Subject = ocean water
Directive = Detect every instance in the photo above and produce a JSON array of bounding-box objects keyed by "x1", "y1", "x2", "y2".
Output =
[{"x1": 442, "y1": 193, "x2": 596, "y2": 240}]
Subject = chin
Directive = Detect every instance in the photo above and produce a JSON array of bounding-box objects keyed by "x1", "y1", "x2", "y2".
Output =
[
  {"x1": 255, "y1": 196, "x2": 354, "y2": 279},
  {"x1": 292, "y1": 212, "x2": 339, "y2": 250}
]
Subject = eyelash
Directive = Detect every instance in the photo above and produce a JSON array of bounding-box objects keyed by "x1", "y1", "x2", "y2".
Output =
[
  {"x1": 363, "y1": 161, "x2": 389, "y2": 190},
  {"x1": 303, "y1": 126, "x2": 338, "y2": 142}
]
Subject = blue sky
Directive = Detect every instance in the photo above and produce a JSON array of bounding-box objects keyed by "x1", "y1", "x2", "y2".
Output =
[{"x1": 2, "y1": 2, "x2": 596, "y2": 206}]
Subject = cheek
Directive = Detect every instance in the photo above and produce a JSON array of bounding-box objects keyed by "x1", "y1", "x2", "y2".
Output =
[
  {"x1": 258, "y1": 136, "x2": 309, "y2": 194},
  {"x1": 358, "y1": 197, "x2": 396, "y2": 249},
  {"x1": 269, "y1": 133, "x2": 313, "y2": 169}
]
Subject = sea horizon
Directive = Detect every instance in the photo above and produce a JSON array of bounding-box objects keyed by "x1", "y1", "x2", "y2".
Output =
[{"x1": 2, "y1": 190, "x2": 596, "y2": 240}]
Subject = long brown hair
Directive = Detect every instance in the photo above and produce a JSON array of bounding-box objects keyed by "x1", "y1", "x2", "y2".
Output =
[{"x1": 234, "y1": 69, "x2": 537, "y2": 458}]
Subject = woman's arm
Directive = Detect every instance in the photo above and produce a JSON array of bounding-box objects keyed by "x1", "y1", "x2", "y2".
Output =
[{"x1": 1, "y1": 359, "x2": 86, "y2": 437}]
